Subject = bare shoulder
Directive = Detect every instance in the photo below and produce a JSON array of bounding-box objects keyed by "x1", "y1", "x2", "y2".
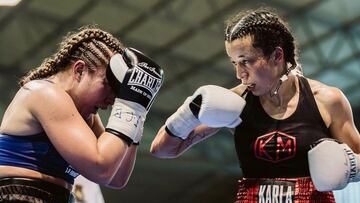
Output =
[
  {"x1": 24, "y1": 80, "x2": 76, "y2": 117},
  {"x1": 307, "y1": 78, "x2": 345, "y2": 108},
  {"x1": 1, "y1": 80, "x2": 76, "y2": 134},
  {"x1": 25, "y1": 81, "x2": 90, "y2": 142},
  {"x1": 308, "y1": 78, "x2": 360, "y2": 150},
  {"x1": 230, "y1": 84, "x2": 248, "y2": 96},
  {"x1": 306, "y1": 78, "x2": 351, "y2": 127},
  {"x1": 26, "y1": 80, "x2": 70, "y2": 102}
]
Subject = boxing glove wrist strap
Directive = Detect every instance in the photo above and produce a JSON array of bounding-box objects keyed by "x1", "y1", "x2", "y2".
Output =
[
  {"x1": 164, "y1": 126, "x2": 181, "y2": 139},
  {"x1": 106, "y1": 98, "x2": 146, "y2": 145},
  {"x1": 165, "y1": 97, "x2": 200, "y2": 140},
  {"x1": 105, "y1": 128, "x2": 133, "y2": 146}
]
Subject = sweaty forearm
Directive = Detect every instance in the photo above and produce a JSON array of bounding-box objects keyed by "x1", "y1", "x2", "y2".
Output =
[
  {"x1": 177, "y1": 125, "x2": 220, "y2": 154},
  {"x1": 150, "y1": 126, "x2": 183, "y2": 158},
  {"x1": 150, "y1": 125, "x2": 219, "y2": 158},
  {"x1": 106, "y1": 145, "x2": 137, "y2": 189},
  {"x1": 75, "y1": 132, "x2": 129, "y2": 185}
]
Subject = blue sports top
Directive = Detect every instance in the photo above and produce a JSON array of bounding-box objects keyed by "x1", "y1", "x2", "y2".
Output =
[{"x1": 0, "y1": 132, "x2": 79, "y2": 184}]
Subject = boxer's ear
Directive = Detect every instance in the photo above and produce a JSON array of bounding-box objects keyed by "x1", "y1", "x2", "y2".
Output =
[
  {"x1": 271, "y1": 47, "x2": 284, "y2": 65},
  {"x1": 73, "y1": 60, "x2": 86, "y2": 82}
]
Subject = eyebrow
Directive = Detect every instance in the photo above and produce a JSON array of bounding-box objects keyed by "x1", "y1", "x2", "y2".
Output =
[{"x1": 228, "y1": 55, "x2": 246, "y2": 60}]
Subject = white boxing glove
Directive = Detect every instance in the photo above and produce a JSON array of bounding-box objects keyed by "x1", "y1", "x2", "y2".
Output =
[
  {"x1": 308, "y1": 138, "x2": 360, "y2": 191},
  {"x1": 165, "y1": 85, "x2": 246, "y2": 139}
]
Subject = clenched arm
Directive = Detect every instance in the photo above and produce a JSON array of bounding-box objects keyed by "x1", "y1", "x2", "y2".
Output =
[
  {"x1": 151, "y1": 85, "x2": 246, "y2": 158},
  {"x1": 88, "y1": 110, "x2": 138, "y2": 189},
  {"x1": 150, "y1": 125, "x2": 220, "y2": 158},
  {"x1": 326, "y1": 88, "x2": 360, "y2": 153},
  {"x1": 106, "y1": 145, "x2": 137, "y2": 189},
  {"x1": 32, "y1": 87, "x2": 129, "y2": 185}
]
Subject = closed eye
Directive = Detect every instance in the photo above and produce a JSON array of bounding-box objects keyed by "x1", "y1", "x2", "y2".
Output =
[
  {"x1": 240, "y1": 60, "x2": 249, "y2": 65},
  {"x1": 232, "y1": 60, "x2": 249, "y2": 67}
]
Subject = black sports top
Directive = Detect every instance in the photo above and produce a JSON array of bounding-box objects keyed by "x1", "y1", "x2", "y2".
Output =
[{"x1": 234, "y1": 76, "x2": 331, "y2": 178}]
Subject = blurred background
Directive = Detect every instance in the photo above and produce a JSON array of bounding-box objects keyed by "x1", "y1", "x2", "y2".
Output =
[{"x1": 0, "y1": 0, "x2": 359, "y2": 202}]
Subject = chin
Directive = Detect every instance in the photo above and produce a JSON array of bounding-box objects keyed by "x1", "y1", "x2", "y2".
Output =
[
  {"x1": 251, "y1": 92, "x2": 260, "y2": 96},
  {"x1": 252, "y1": 92, "x2": 262, "y2": 96},
  {"x1": 249, "y1": 88, "x2": 260, "y2": 96}
]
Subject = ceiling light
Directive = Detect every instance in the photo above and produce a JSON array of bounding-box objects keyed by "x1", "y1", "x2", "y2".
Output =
[{"x1": 0, "y1": 0, "x2": 21, "y2": 6}]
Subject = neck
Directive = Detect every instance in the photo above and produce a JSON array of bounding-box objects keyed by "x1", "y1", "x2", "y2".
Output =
[
  {"x1": 47, "y1": 71, "x2": 75, "y2": 93},
  {"x1": 262, "y1": 75, "x2": 297, "y2": 107},
  {"x1": 49, "y1": 71, "x2": 84, "y2": 117}
]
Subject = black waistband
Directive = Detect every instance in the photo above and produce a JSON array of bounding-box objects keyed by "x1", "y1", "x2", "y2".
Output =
[{"x1": 0, "y1": 177, "x2": 74, "y2": 203}]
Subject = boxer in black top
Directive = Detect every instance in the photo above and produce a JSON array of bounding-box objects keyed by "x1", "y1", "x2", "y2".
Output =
[
  {"x1": 150, "y1": 8, "x2": 360, "y2": 203},
  {"x1": 233, "y1": 76, "x2": 335, "y2": 202},
  {"x1": 235, "y1": 76, "x2": 329, "y2": 178}
]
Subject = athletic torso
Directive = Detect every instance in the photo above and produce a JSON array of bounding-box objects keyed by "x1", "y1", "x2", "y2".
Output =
[
  {"x1": 234, "y1": 76, "x2": 331, "y2": 178},
  {"x1": 0, "y1": 80, "x2": 80, "y2": 187}
]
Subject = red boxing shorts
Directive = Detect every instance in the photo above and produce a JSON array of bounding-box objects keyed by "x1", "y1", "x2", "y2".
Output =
[{"x1": 235, "y1": 177, "x2": 335, "y2": 203}]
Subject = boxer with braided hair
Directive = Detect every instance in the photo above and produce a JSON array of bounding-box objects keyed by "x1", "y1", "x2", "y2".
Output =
[
  {"x1": 0, "y1": 26, "x2": 164, "y2": 202},
  {"x1": 151, "y1": 8, "x2": 359, "y2": 202},
  {"x1": 19, "y1": 27, "x2": 123, "y2": 86}
]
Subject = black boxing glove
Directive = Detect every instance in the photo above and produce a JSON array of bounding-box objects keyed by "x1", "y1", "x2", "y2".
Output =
[
  {"x1": 106, "y1": 48, "x2": 164, "y2": 145},
  {"x1": 106, "y1": 48, "x2": 164, "y2": 110}
]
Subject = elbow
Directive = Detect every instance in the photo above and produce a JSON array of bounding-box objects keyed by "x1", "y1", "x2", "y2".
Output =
[
  {"x1": 106, "y1": 184, "x2": 126, "y2": 190},
  {"x1": 149, "y1": 143, "x2": 158, "y2": 155},
  {"x1": 115, "y1": 180, "x2": 129, "y2": 189},
  {"x1": 86, "y1": 162, "x2": 117, "y2": 185},
  {"x1": 90, "y1": 171, "x2": 113, "y2": 186},
  {"x1": 150, "y1": 144, "x2": 180, "y2": 159},
  {"x1": 106, "y1": 177, "x2": 130, "y2": 189}
]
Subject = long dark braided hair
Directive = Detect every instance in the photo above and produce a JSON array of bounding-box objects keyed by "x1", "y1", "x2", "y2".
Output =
[
  {"x1": 19, "y1": 25, "x2": 124, "y2": 86},
  {"x1": 224, "y1": 8, "x2": 300, "y2": 72}
]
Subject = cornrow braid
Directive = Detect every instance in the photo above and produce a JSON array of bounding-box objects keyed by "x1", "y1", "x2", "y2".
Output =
[
  {"x1": 224, "y1": 8, "x2": 299, "y2": 70},
  {"x1": 77, "y1": 46, "x2": 99, "y2": 68},
  {"x1": 92, "y1": 39, "x2": 111, "y2": 59},
  {"x1": 19, "y1": 26, "x2": 124, "y2": 86}
]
